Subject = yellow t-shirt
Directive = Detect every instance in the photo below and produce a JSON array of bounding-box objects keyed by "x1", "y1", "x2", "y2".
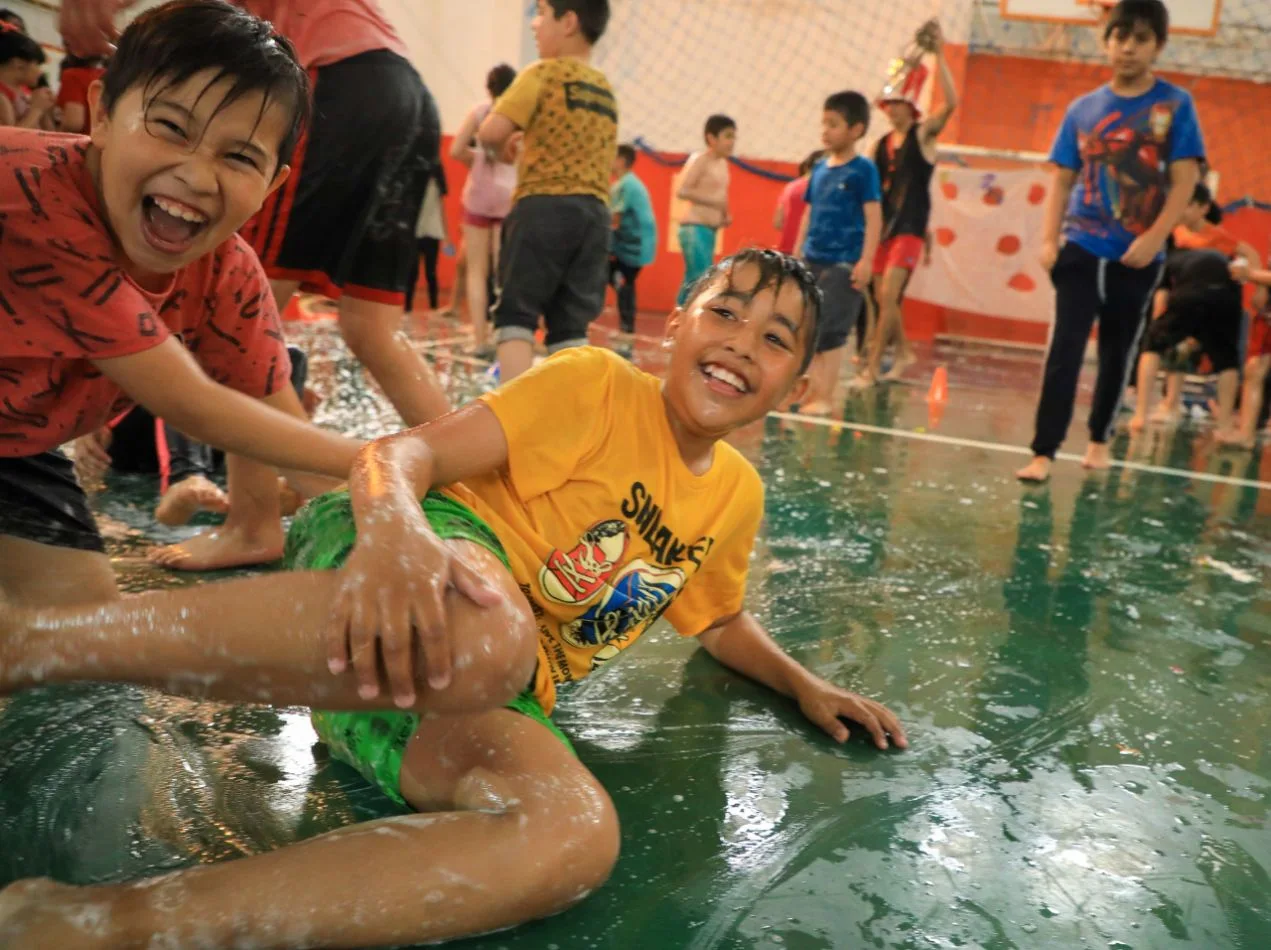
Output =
[
  {"x1": 443, "y1": 347, "x2": 763, "y2": 713},
  {"x1": 492, "y1": 58, "x2": 618, "y2": 204}
]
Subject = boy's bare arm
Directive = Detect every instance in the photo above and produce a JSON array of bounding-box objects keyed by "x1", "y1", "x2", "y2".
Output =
[
  {"x1": 450, "y1": 108, "x2": 482, "y2": 166},
  {"x1": 477, "y1": 111, "x2": 519, "y2": 148},
  {"x1": 95, "y1": 339, "x2": 361, "y2": 479},
  {"x1": 921, "y1": 39, "x2": 958, "y2": 143},
  {"x1": 331, "y1": 402, "x2": 511, "y2": 703},
  {"x1": 1039, "y1": 167, "x2": 1077, "y2": 270},
  {"x1": 697, "y1": 611, "x2": 908, "y2": 749},
  {"x1": 794, "y1": 204, "x2": 811, "y2": 259}
]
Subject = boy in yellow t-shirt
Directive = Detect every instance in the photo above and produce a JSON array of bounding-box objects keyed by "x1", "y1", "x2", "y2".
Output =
[
  {"x1": 0, "y1": 250, "x2": 908, "y2": 949},
  {"x1": 477, "y1": 0, "x2": 618, "y2": 381}
]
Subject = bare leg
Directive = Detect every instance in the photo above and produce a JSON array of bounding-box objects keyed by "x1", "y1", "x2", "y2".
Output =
[
  {"x1": 873, "y1": 267, "x2": 915, "y2": 382},
  {"x1": 497, "y1": 338, "x2": 534, "y2": 383},
  {"x1": 1150, "y1": 371, "x2": 1183, "y2": 424},
  {"x1": 1128, "y1": 350, "x2": 1160, "y2": 433},
  {"x1": 464, "y1": 224, "x2": 493, "y2": 351},
  {"x1": 1236, "y1": 355, "x2": 1270, "y2": 445},
  {"x1": 0, "y1": 537, "x2": 118, "y2": 608},
  {"x1": 801, "y1": 346, "x2": 845, "y2": 416},
  {"x1": 149, "y1": 455, "x2": 286, "y2": 572},
  {"x1": 2, "y1": 537, "x2": 536, "y2": 716},
  {"x1": 443, "y1": 244, "x2": 468, "y2": 317},
  {"x1": 1211, "y1": 369, "x2": 1243, "y2": 444},
  {"x1": 0, "y1": 711, "x2": 619, "y2": 950},
  {"x1": 338, "y1": 295, "x2": 452, "y2": 428}
]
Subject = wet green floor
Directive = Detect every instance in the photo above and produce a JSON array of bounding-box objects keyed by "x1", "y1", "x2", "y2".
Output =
[{"x1": 2, "y1": 319, "x2": 1269, "y2": 949}]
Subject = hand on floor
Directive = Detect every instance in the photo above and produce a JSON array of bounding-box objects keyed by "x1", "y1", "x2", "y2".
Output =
[{"x1": 795, "y1": 676, "x2": 908, "y2": 750}]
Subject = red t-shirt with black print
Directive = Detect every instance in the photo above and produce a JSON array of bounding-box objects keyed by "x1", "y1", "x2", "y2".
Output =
[{"x1": 0, "y1": 129, "x2": 290, "y2": 457}]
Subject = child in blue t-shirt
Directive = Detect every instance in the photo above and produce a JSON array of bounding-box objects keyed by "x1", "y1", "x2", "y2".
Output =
[
  {"x1": 1016, "y1": 0, "x2": 1204, "y2": 483},
  {"x1": 609, "y1": 143, "x2": 658, "y2": 341},
  {"x1": 794, "y1": 90, "x2": 882, "y2": 415}
]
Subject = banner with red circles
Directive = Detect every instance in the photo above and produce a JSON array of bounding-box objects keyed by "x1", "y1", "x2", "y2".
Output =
[{"x1": 907, "y1": 166, "x2": 1056, "y2": 323}]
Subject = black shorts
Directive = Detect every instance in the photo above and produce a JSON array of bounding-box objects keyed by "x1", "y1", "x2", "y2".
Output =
[
  {"x1": 493, "y1": 195, "x2": 610, "y2": 349},
  {"x1": 1144, "y1": 287, "x2": 1243, "y2": 373},
  {"x1": 243, "y1": 50, "x2": 441, "y2": 306},
  {"x1": 0, "y1": 451, "x2": 102, "y2": 553},
  {"x1": 808, "y1": 261, "x2": 865, "y2": 353}
]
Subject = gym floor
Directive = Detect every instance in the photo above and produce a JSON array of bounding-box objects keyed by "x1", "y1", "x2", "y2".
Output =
[{"x1": 2, "y1": 312, "x2": 1268, "y2": 950}]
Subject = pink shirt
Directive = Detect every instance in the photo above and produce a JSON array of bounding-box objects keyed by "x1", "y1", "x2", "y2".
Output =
[
  {"x1": 776, "y1": 176, "x2": 808, "y2": 254},
  {"x1": 238, "y1": 0, "x2": 407, "y2": 69},
  {"x1": 461, "y1": 102, "x2": 516, "y2": 220}
]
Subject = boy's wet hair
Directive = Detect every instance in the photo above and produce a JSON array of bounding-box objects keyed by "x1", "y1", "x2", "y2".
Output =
[
  {"x1": 798, "y1": 149, "x2": 824, "y2": 177},
  {"x1": 487, "y1": 63, "x2": 516, "y2": 99},
  {"x1": 704, "y1": 114, "x2": 736, "y2": 141},
  {"x1": 546, "y1": 0, "x2": 610, "y2": 45},
  {"x1": 1104, "y1": 0, "x2": 1169, "y2": 44},
  {"x1": 825, "y1": 90, "x2": 870, "y2": 132},
  {"x1": 616, "y1": 143, "x2": 637, "y2": 168},
  {"x1": 101, "y1": 0, "x2": 310, "y2": 172},
  {"x1": 0, "y1": 30, "x2": 44, "y2": 65},
  {"x1": 684, "y1": 248, "x2": 823, "y2": 374},
  {"x1": 1189, "y1": 182, "x2": 1224, "y2": 223}
]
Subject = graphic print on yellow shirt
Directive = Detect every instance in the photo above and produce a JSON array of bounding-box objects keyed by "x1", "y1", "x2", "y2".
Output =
[
  {"x1": 442, "y1": 347, "x2": 763, "y2": 713},
  {"x1": 492, "y1": 58, "x2": 618, "y2": 204}
]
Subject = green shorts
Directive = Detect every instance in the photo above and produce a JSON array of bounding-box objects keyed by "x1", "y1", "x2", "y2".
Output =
[{"x1": 286, "y1": 490, "x2": 573, "y2": 808}]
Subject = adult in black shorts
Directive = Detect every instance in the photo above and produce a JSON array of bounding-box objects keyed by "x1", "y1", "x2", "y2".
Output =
[
  {"x1": 1130, "y1": 248, "x2": 1244, "y2": 438},
  {"x1": 240, "y1": 2, "x2": 451, "y2": 428}
]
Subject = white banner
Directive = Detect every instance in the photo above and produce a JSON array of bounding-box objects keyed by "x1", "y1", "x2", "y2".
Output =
[{"x1": 907, "y1": 165, "x2": 1056, "y2": 324}]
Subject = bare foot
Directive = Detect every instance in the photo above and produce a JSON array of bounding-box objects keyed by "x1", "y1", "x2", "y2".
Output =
[
  {"x1": 880, "y1": 352, "x2": 916, "y2": 382},
  {"x1": 153, "y1": 475, "x2": 229, "y2": 527},
  {"x1": 1015, "y1": 456, "x2": 1051, "y2": 483},
  {"x1": 1127, "y1": 413, "x2": 1147, "y2": 434},
  {"x1": 798, "y1": 400, "x2": 833, "y2": 416},
  {"x1": 1149, "y1": 403, "x2": 1181, "y2": 426},
  {"x1": 1082, "y1": 442, "x2": 1111, "y2": 470},
  {"x1": 0, "y1": 878, "x2": 119, "y2": 950},
  {"x1": 1215, "y1": 428, "x2": 1255, "y2": 450},
  {"x1": 847, "y1": 373, "x2": 877, "y2": 391},
  {"x1": 148, "y1": 519, "x2": 285, "y2": 572}
]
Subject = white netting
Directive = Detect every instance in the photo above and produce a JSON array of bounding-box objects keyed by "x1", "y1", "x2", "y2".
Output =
[
  {"x1": 588, "y1": 0, "x2": 951, "y2": 162},
  {"x1": 581, "y1": 0, "x2": 1269, "y2": 206}
]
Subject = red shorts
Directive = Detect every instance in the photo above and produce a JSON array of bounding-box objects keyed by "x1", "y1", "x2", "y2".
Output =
[
  {"x1": 873, "y1": 234, "x2": 925, "y2": 276},
  {"x1": 463, "y1": 209, "x2": 505, "y2": 228},
  {"x1": 1249, "y1": 312, "x2": 1271, "y2": 360}
]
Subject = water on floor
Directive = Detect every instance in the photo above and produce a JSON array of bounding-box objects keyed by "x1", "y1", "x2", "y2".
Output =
[{"x1": 2, "y1": 313, "x2": 1268, "y2": 949}]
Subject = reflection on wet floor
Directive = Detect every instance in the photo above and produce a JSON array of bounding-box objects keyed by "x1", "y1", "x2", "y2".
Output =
[{"x1": 1, "y1": 313, "x2": 1269, "y2": 949}]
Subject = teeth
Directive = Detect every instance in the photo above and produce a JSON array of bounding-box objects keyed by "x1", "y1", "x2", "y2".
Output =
[
  {"x1": 703, "y1": 364, "x2": 747, "y2": 393},
  {"x1": 152, "y1": 196, "x2": 207, "y2": 224}
]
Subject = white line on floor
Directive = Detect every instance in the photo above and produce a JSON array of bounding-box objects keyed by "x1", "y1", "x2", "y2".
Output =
[{"x1": 769, "y1": 412, "x2": 1271, "y2": 491}]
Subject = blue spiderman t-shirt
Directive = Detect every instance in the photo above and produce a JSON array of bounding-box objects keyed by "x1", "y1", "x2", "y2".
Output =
[
  {"x1": 802, "y1": 155, "x2": 882, "y2": 265},
  {"x1": 1050, "y1": 78, "x2": 1205, "y2": 261}
]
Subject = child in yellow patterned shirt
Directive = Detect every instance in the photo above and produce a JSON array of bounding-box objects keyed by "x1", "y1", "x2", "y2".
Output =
[{"x1": 477, "y1": 0, "x2": 618, "y2": 381}]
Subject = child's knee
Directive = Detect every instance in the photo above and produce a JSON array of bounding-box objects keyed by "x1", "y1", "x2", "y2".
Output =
[{"x1": 434, "y1": 585, "x2": 537, "y2": 711}]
